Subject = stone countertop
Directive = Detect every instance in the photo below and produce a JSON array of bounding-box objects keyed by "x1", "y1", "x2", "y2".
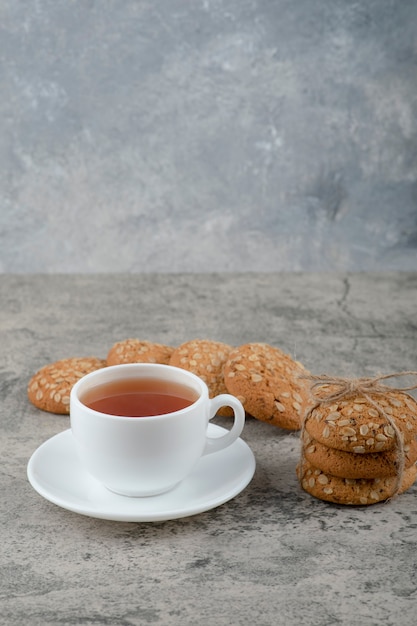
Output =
[{"x1": 1, "y1": 273, "x2": 416, "y2": 626}]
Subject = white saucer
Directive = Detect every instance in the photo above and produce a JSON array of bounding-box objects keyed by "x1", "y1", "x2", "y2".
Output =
[{"x1": 27, "y1": 425, "x2": 256, "y2": 522}]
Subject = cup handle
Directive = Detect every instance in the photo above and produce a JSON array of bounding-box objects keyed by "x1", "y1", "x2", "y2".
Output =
[{"x1": 203, "y1": 394, "x2": 245, "y2": 456}]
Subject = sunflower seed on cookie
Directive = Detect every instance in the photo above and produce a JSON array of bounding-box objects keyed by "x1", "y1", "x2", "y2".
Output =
[
  {"x1": 28, "y1": 357, "x2": 107, "y2": 414},
  {"x1": 107, "y1": 339, "x2": 174, "y2": 366},
  {"x1": 223, "y1": 342, "x2": 310, "y2": 430}
]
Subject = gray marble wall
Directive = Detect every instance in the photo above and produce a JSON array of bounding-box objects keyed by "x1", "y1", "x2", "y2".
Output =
[{"x1": 1, "y1": 0, "x2": 416, "y2": 272}]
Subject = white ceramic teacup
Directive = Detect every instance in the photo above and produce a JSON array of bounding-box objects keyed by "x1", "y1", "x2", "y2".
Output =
[{"x1": 70, "y1": 363, "x2": 245, "y2": 497}]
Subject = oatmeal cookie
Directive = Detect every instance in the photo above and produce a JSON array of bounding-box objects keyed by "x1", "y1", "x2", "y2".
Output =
[
  {"x1": 302, "y1": 430, "x2": 417, "y2": 479},
  {"x1": 297, "y1": 458, "x2": 417, "y2": 505},
  {"x1": 28, "y1": 357, "x2": 107, "y2": 414},
  {"x1": 223, "y1": 342, "x2": 310, "y2": 430},
  {"x1": 170, "y1": 339, "x2": 233, "y2": 416},
  {"x1": 107, "y1": 339, "x2": 174, "y2": 366},
  {"x1": 304, "y1": 390, "x2": 417, "y2": 453}
]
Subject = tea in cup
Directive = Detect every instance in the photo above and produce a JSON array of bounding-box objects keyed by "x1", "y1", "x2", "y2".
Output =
[{"x1": 70, "y1": 363, "x2": 246, "y2": 496}]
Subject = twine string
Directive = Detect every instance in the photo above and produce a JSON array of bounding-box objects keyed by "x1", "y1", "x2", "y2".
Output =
[{"x1": 300, "y1": 372, "x2": 417, "y2": 500}]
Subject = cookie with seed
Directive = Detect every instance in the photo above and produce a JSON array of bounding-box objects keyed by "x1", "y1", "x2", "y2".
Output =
[
  {"x1": 304, "y1": 390, "x2": 417, "y2": 453},
  {"x1": 302, "y1": 430, "x2": 417, "y2": 479},
  {"x1": 170, "y1": 339, "x2": 233, "y2": 416},
  {"x1": 28, "y1": 357, "x2": 107, "y2": 414},
  {"x1": 223, "y1": 342, "x2": 310, "y2": 430},
  {"x1": 297, "y1": 458, "x2": 417, "y2": 505},
  {"x1": 107, "y1": 339, "x2": 174, "y2": 366}
]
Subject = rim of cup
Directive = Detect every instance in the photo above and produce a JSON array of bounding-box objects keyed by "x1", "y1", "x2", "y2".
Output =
[{"x1": 70, "y1": 362, "x2": 208, "y2": 421}]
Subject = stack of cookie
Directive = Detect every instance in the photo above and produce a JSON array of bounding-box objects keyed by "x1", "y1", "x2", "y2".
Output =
[{"x1": 298, "y1": 389, "x2": 417, "y2": 505}]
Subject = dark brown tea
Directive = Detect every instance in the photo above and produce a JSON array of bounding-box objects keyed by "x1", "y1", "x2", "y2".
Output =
[{"x1": 81, "y1": 377, "x2": 199, "y2": 417}]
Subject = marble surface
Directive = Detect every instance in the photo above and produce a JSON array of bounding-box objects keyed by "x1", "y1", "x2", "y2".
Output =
[
  {"x1": 1, "y1": 273, "x2": 417, "y2": 625},
  {"x1": 1, "y1": 1, "x2": 417, "y2": 273}
]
